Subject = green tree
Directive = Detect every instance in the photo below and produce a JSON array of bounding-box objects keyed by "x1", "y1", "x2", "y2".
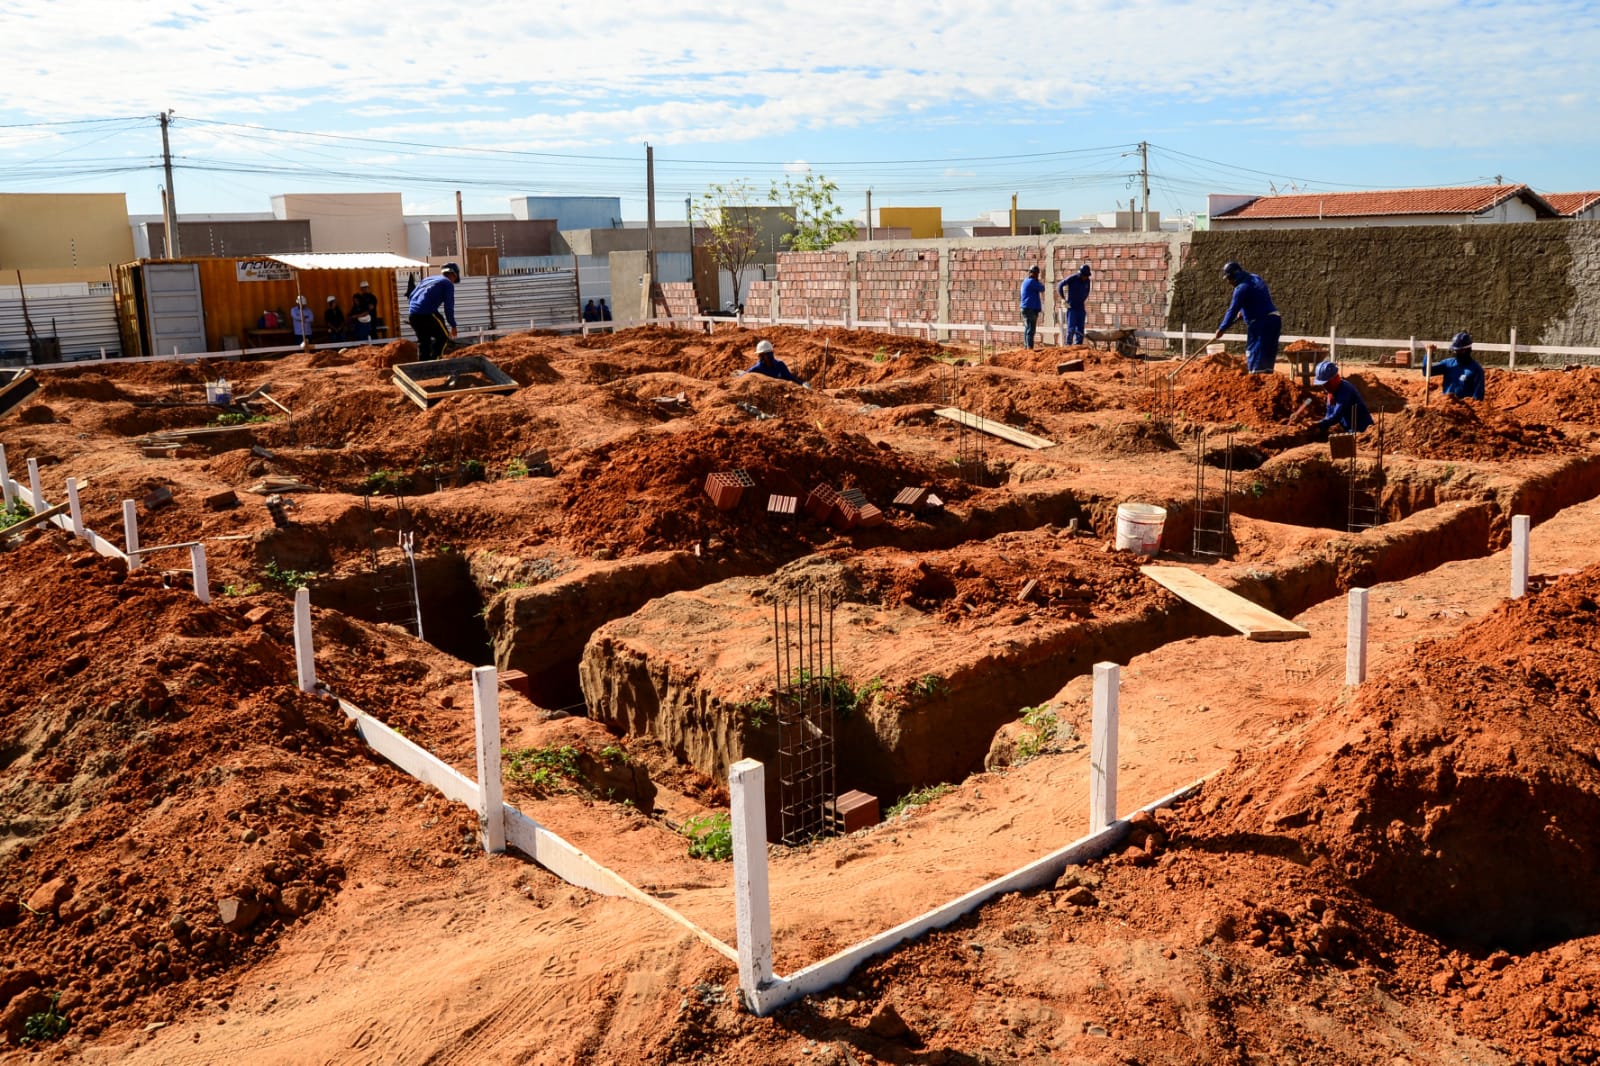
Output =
[
  {"x1": 770, "y1": 172, "x2": 857, "y2": 251},
  {"x1": 694, "y1": 181, "x2": 762, "y2": 310}
]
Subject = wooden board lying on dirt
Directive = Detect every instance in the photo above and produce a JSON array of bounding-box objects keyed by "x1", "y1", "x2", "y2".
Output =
[
  {"x1": 392, "y1": 356, "x2": 518, "y2": 410},
  {"x1": 932, "y1": 408, "x2": 1056, "y2": 450},
  {"x1": 1140, "y1": 565, "x2": 1309, "y2": 642},
  {"x1": 0, "y1": 369, "x2": 40, "y2": 420}
]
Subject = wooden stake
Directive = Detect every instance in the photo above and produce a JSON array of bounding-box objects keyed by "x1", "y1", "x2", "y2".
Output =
[
  {"x1": 730, "y1": 758, "x2": 774, "y2": 1007},
  {"x1": 1091, "y1": 662, "x2": 1119, "y2": 832},
  {"x1": 293, "y1": 586, "x2": 316, "y2": 692},
  {"x1": 1346, "y1": 588, "x2": 1369, "y2": 686},
  {"x1": 1510, "y1": 514, "x2": 1530, "y2": 598},
  {"x1": 472, "y1": 665, "x2": 506, "y2": 854}
]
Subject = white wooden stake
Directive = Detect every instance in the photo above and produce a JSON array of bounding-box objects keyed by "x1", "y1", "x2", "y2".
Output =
[
  {"x1": 1510, "y1": 514, "x2": 1530, "y2": 598},
  {"x1": 1182, "y1": 322, "x2": 1188, "y2": 359},
  {"x1": 1329, "y1": 325, "x2": 1337, "y2": 363},
  {"x1": 1509, "y1": 327, "x2": 1517, "y2": 372},
  {"x1": 190, "y1": 543, "x2": 210, "y2": 604},
  {"x1": 1090, "y1": 662, "x2": 1120, "y2": 833},
  {"x1": 122, "y1": 500, "x2": 140, "y2": 569},
  {"x1": 472, "y1": 665, "x2": 506, "y2": 854},
  {"x1": 66, "y1": 478, "x2": 84, "y2": 537},
  {"x1": 26, "y1": 459, "x2": 44, "y2": 511},
  {"x1": 293, "y1": 586, "x2": 316, "y2": 692},
  {"x1": 1346, "y1": 588, "x2": 1369, "y2": 686},
  {"x1": 1408, "y1": 335, "x2": 1415, "y2": 369},
  {"x1": 730, "y1": 758, "x2": 774, "y2": 1004},
  {"x1": 0, "y1": 444, "x2": 12, "y2": 508}
]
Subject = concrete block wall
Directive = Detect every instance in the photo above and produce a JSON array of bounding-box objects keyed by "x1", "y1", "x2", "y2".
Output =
[
  {"x1": 856, "y1": 249, "x2": 940, "y2": 324},
  {"x1": 949, "y1": 245, "x2": 1043, "y2": 341}
]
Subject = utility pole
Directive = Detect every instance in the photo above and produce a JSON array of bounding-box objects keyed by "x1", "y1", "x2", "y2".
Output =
[
  {"x1": 645, "y1": 144, "x2": 658, "y2": 307},
  {"x1": 866, "y1": 189, "x2": 873, "y2": 241},
  {"x1": 454, "y1": 190, "x2": 467, "y2": 275},
  {"x1": 160, "y1": 111, "x2": 181, "y2": 258},
  {"x1": 1139, "y1": 141, "x2": 1150, "y2": 233},
  {"x1": 1010, "y1": 192, "x2": 1018, "y2": 236}
]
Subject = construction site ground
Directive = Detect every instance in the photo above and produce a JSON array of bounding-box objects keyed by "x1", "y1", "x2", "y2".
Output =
[{"x1": 2, "y1": 325, "x2": 1599, "y2": 1065}]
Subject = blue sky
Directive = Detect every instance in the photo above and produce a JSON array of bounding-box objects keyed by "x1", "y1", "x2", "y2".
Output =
[{"x1": 4, "y1": 0, "x2": 1599, "y2": 222}]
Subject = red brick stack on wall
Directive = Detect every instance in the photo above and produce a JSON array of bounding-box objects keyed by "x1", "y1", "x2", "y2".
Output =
[
  {"x1": 1051, "y1": 241, "x2": 1174, "y2": 345},
  {"x1": 657, "y1": 281, "x2": 699, "y2": 322},
  {"x1": 948, "y1": 245, "x2": 1044, "y2": 344},
  {"x1": 775, "y1": 251, "x2": 850, "y2": 322},
  {"x1": 856, "y1": 249, "x2": 940, "y2": 328}
]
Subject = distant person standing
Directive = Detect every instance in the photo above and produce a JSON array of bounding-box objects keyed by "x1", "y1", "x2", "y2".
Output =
[
  {"x1": 290, "y1": 295, "x2": 315, "y2": 349},
  {"x1": 323, "y1": 296, "x2": 346, "y2": 341},
  {"x1": 1057, "y1": 264, "x2": 1092, "y2": 345},
  {"x1": 599, "y1": 299, "x2": 612, "y2": 324},
  {"x1": 582, "y1": 299, "x2": 600, "y2": 323},
  {"x1": 350, "y1": 280, "x2": 380, "y2": 342},
  {"x1": 1206, "y1": 260, "x2": 1281, "y2": 374},
  {"x1": 1019, "y1": 265, "x2": 1045, "y2": 350},
  {"x1": 408, "y1": 263, "x2": 460, "y2": 361},
  {"x1": 1425, "y1": 331, "x2": 1485, "y2": 400}
]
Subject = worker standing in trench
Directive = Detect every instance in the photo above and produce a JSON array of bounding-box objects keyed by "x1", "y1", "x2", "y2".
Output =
[
  {"x1": 1425, "y1": 332, "x2": 1486, "y2": 400},
  {"x1": 1206, "y1": 260, "x2": 1281, "y2": 374},
  {"x1": 1289, "y1": 360, "x2": 1374, "y2": 437}
]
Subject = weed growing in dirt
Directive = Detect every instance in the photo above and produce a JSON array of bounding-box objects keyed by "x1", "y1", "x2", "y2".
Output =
[
  {"x1": 0, "y1": 498, "x2": 33, "y2": 529},
  {"x1": 20, "y1": 994, "x2": 69, "y2": 1045},
  {"x1": 505, "y1": 457, "x2": 530, "y2": 480},
  {"x1": 364, "y1": 468, "x2": 411, "y2": 495},
  {"x1": 912, "y1": 674, "x2": 948, "y2": 699},
  {"x1": 737, "y1": 697, "x2": 773, "y2": 729},
  {"x1": 886, "y1": 783, "x2": 955, "y2": 819},
  {"x1": 460, "y1": 458, "x2": 486, "y2": 483},
  {"x1": 505, "y1": 745, "x2": 581, "y2": 792},
  {"x1": 1249, "y1": 480, "x2": 1267, "y2": 498},
  {"x1": 211, "y1": 412, "x2": 270, "y2": 427},
  {"x1": 681, "y1": 812, "x2": 733, "y2": 861},
  {"x1": 872, "y1": 347, "x2": 889, "y2": 363},
  {"x1": 1015, "y1": 704, "x2": 1058, "y2": 761},
  {"x1": 262, "y1": 561, "x2": 318, "y2": 591},
  {"x1": 599, "y1": 744, "x2": 629, "y2": 764},
  {"x1": 854, "y1": 676, "x2": 889, "y2": 710},
  {"x1": 222, "y1": 581, "x2": 262, "y2": 597},
  {"x1": 795, "y1": 668, "x2": 860, "y2": 718}
]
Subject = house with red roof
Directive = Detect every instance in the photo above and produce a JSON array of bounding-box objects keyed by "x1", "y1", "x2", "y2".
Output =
[
  {"x1": 1543, "y1": 192, "x2": 1600, "y2": 221},
  {"x1": 1207, "y1": 185, "x2": 1560, "y2": 229}
]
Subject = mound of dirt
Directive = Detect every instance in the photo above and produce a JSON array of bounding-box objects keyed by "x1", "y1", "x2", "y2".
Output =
[
  {"x1": 0, "y1": 533, "x2": 416, "y2": 1044},
  {"x1": 1172, "y1": 355, "x2": 1301, "y2": 426},
  {"x1": 359, "y1": 338, "x2": 419, "y2": 371},
  {"x1": 1383, "y1": 398, "x2": 1574, "y2": 461},
  {"x1": 1488, "y1": 365, "x2": 1600, "y2": 425},
  {"x1": 1077, "y1": 420, "x2": 1180, "y2": 456},
  {"x1": 554, "y1": 417, "x2": 965, "y2": 557}
]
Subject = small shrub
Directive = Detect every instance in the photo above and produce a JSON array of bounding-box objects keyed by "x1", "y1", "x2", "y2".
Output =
[
  {"x1": 599, "y1": 744, "x2": 629, "y2": 764},
  {"x1": 912, "y1": 674, "x2": 947, "y2": 699},
  {"x1": 505, "y1": 745, "x2": 582, "y2": 792},
  {"x1": 1014, "y1": 704, "x2": 1059, "y2": 761},
  {"x1": 681, "y1": 812, "x2": 733, "y2": 861},
  {"x1": 460, "y1": 458, "x2": 486, "y2": 483},
  {"x1": 738, "y1": 697, "x2": 772, "y2": 730},
  {"x1": 505, "y1": 457, "x2": 530, "y2": 480},
  {"x1": 1, "y1": 499, "x2": 34, "y2": 529},
  {"x1": 262, "y1": 560, "x2": 318, "y2": 591},
  {"x1": 364, "y1": 468, "x2": 410, "y2": 495},
  {"x1": 211, "y1": 412, "x2": 269, "y2": 426},
  {"x1": 222, "y1": 581, "x2": 262, "y2": 597},
  {"x1": 886, "y1": 783, "x2": 955, "y2": 819},
  {"x1": 20, "y1": 994, "x2": 69, "y2": 1045},
  {"x1": 1249, "y1": 480, "x2": 1267, "y2": 499}
]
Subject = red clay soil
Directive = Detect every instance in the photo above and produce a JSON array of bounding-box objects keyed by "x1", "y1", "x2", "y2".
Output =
[
  {"x1": 1382, "y1": 396, "x2": 1576, "y2": 461},
  {"x1": 0, "y1": 532, "x2": 466, "y2": 1047},
  {"x1": 1170, "y1": 354, "x2": 1303, "y2": 427},
  {"x1": 1487, "y1": 365, "x2": 1600, "y2": 427}
]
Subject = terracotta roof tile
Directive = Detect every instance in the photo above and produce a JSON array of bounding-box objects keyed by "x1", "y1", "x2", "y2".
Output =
[
  {"x1": 1542, "y1": 192, "x2": 1600, "y2": 217},
  {"x1": 1215, "y1": 185, "x2": 1557, "y2": 219}
]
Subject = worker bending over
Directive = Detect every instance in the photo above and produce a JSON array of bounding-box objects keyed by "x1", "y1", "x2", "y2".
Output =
[
  {"x1": 1425, "y1": 332, "x2": 1485, "y2": 400},
  {"x1": 742, "y1": 339, "x2": 806, "y2": 385},
  {"x1": 1207, "y1": 260, "x2": 1281, "y2": 374},
  {"x1": 408, "y1": 262, "x2": 460, "y2": 361},
  {"x1": 1291, "y1": 360, "x2": 1373, "y2": 437}
]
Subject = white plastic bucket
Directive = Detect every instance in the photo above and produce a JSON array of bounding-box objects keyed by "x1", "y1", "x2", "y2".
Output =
[
  {"x1": 205, "y1": 380, "x2": 232, "y2": 405},
  {"x1": 1115, "y1": 503, "x2": 1166, "y2": 555}
]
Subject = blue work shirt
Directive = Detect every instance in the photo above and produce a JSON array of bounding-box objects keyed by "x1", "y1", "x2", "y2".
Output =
[
  {"x1": 744, "y1": 357, "x2": 802, "y2": 384},
  {"x1": 1317, "y1": 379, "x2": 1373, "y2": 433},
  {"x1": 1217, "y1": 273, "x2": 1278, "y2": 332},
  {"x1": 1428, "y1": 355, "x2": 1485, "y2": 400},
  {"x1": 1020, "y1": 276, "x2": 1044, "y2": 312},
  {"x1": 408, "y1": 275, "x2": 457, "y2": 328},
  {"x1": 1057, "y1": 274, "x2": 1091, "y2": 310}
]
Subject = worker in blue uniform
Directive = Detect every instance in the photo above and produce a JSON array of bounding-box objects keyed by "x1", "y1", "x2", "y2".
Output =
[
  {"x1": 1019, "y1": 266, "x2": 1045, "y2": 350},
  {"x1": 1207, "y1": 260, "x2": 1281, "y2": 374},
  {"x1": 408, "y1": 263, "x2": 460, "y2": 361},
  {"x1": 1425, "y1": 332, "x2": 1486, "y2": 400},
  {"x1": 1057, "y1": 264, "x2": 1092, "y2": 345},
  {"x1": 742, "y1": 339, "x2": 805, "y2": 384},
  {"x1": 1295, "y1": 360, "x2": 1373, "y2": 436}
]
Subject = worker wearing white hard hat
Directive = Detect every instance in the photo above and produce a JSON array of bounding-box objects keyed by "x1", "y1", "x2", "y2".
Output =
[{"x1": 741, "y1": 338, "x2": 805, "y2": 385}]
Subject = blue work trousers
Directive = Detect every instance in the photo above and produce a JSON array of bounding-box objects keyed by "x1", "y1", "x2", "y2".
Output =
[
  {"x1": 1065, "y1": 307, "x2": 1086, "y2": 345},
  {"x1": 1246, "y1": 314, "x2": 1282, "y2": 374},
  {"x1": 1022, "y1": 309, "x2": 1040, "y2": 349}
]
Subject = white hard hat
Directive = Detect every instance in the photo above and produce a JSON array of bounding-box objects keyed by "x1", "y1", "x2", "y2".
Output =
[
  {"x1": 325, "y1": 295, "x2": 337, "y2": 303},
  {"x1": 295, "y1": 295, "x2": 307, "y2": 305},
  {"x1": 756, "y1": 340, "x2": 775, "y2": 356}
]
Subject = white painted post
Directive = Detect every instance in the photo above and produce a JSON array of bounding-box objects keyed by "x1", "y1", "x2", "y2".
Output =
[
  {"x1": 472, "y1": 665, "x2": 506, "y2": 854},
  {"x1": 65, "y1": 478, "x2": 84, "y2": 537},
  {"x1": 122, "y1": 500, "x2": 140, "y2": 569},
  {"x1": 26, "y1": 459, "x2": 44, "y2": 511},
  {"x1": 1090, "y1": 662, "x2": 1120, "y2": 832},
  {"x1": 190, "y1": 543, "x2": 210, "y2": 604},
  {"x1": 1346, "y1": 588, "x2": 1369, "y2": 685},
  {"x1": 100, "y1": 346, "x2": 107, "y2": 360},
  {"x1": 293, "y1": 586, "x2": 316, "y2": 692},
  {"x1": 1182, "y1": 322, "x2": 1189, "y2": 359},
  {"x1": 730, "y1": 758, "x2": 774, "y2": 1005},
  {"x1": 0, "y1": 444, "x2": 12, "y2": 507},
  {"x1": 1408, "y1": 335, "x2": 1415, "y2": 369},
  {"x1": 1329, "y1": 325, "x2": 1336, "y2": 363},
  {"x1": 1510, "y1": 514, "x2": 1530, "y2": 598},
  {"x1": 1509, "y1": 327, "x2": 1517, "y2": 372}
]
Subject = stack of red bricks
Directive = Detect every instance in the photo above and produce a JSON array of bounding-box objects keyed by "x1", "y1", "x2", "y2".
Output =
[
  {"x1": 774, "y1": 251, "x2": 850, "y2": 321},
  {"x1": 857, "y1": 249, "x2": 940, "y2": 326}
]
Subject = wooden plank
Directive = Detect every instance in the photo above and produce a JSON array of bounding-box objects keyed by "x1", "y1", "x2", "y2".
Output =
[
  {"x1": 1140, "y1": 565, "x2": 1309, "y2": 642},
  {"x1": 932, "y1": 408, "x2": 1056, "y2": 450}
]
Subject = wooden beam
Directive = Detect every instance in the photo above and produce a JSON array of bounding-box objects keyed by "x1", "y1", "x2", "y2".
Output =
[
  {"x1": 1140, "y1": 565, "x2": 1309, "y2": 642},
  {"x1": 1, "y1": 501, "x2": 70, "y2": 538},
  {"x1": 932, "y1": 407, "x2": 1056, "y2": 450}
]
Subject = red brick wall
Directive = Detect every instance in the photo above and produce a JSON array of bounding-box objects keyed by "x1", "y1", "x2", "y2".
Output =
[
  {"x1": 856, "y1": 249, "x2": 939, "y2": 327},
  {"x1": 1052, "y1": 241, "x2": 1173, "y2": 344},
  {"x1": 773, "y1": 251, "x2": 850, "y2": 321},
  {"x1": 948, "y1": 245, "x2": 1045, "y2": 343},
  {"x1": 657, "y1": 281, "x2": 698, "y2": 320}
]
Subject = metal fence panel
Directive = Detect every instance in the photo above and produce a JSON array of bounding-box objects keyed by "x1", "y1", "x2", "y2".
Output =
[
  {"x1": 0, "y1": 293, "x2": 122, "y2": 363},
  {"x1": 391, "y1": 270, "x2": 579, "y2": 336}
]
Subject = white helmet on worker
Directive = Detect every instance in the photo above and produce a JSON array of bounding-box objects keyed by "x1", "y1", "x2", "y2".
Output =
[
  {"x1": 295, "y1": 295, "x2": 308, "y2": 305},
  {"x1": 756, "y1": 340, "x2": 775, "y2": 357}
]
